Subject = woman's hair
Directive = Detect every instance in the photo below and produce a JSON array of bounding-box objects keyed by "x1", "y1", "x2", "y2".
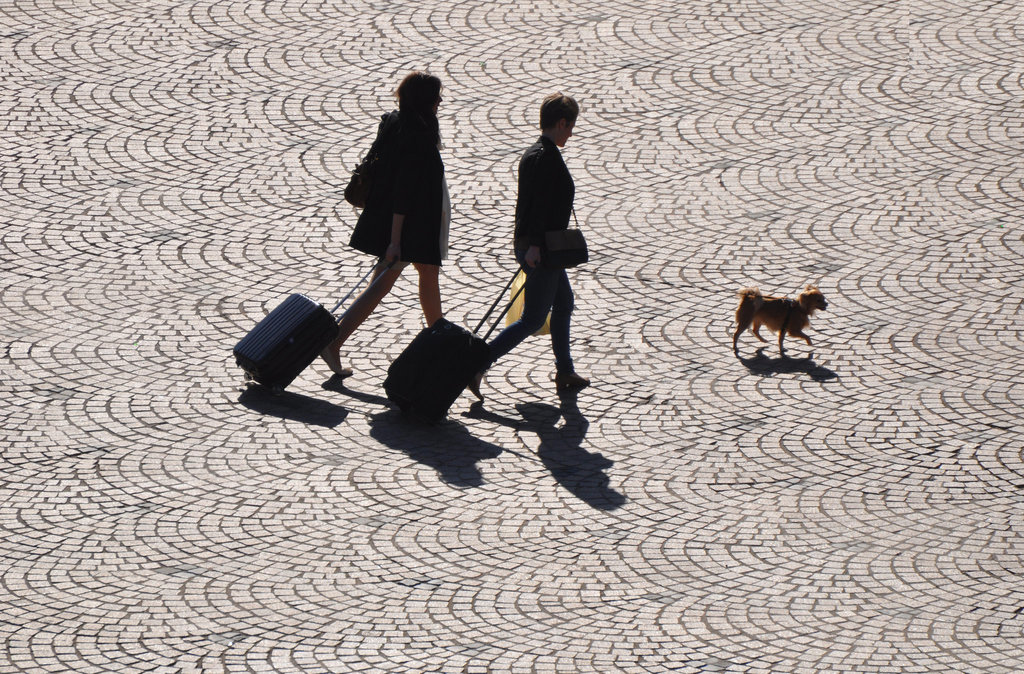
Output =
[
  {"x1": 395, "y1": 71, "x2": 442, "y2": 143},
  {"x1": 539, "y1": 93, "x2": 579, "y2": 130}
]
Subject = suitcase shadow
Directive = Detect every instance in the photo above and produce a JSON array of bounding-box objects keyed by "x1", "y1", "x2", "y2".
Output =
[
  {"x1": 238, "y1": 386, "x2": 349, "y2": 428},
  {"x1": 738, "y1": 348, "x2": 838, "y2": 382},
  {"x1": 367, "y1": 409, "x2": 503, "y2": 489},
  {"x1": 468, "y1": 396, "x2": 625, "y2": 511}
]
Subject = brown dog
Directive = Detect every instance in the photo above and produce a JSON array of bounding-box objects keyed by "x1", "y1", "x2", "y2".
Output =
[{"x1": 732, "y1": 285, "x2": 828, "y2": 355}]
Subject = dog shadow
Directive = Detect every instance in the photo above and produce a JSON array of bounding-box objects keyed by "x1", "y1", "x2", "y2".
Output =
[
  {"x1": 238, "y1": 385, "x2": 349, "y2": 428},
  {"x1": 468, "y1": 395, "x2": 625, "y2": 511},
  {"x1": 367, "y1": 409, "x2": 503, "y2": 489},
  {"x1": 738, "y1": 348, "x2": 838, "y2": 382}
]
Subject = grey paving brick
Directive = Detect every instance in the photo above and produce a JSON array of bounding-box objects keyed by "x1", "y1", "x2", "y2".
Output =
[{"x1": 2, "y1": 0, "x2": 1023, "y2": 672}]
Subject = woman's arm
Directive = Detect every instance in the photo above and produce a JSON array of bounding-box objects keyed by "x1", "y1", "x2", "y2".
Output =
[
  {"x1": 386, "y1": 213, "x2": 404, "y2": 262},
  {"x1": 520, "y1": 154, "x2": 556, "y2": 248},
  {"x1": 387, "y1": 141, "x2": 415, "y2": 263}
]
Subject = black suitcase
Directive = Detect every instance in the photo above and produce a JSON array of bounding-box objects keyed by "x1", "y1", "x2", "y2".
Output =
[
  {"x1": 383, "y1": 268, "x2": 524, "y2": 422},
  {"x1": 383, "y1": 318, "x2": 491, "y2": 422},
  {"x1": 234, "y1": 294, "x2": 338, "y2": 391},
  {"x1": 234, "y1": 263, "x2": 390, "y2": 392}
]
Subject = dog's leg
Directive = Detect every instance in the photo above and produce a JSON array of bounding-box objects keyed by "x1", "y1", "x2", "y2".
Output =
[
  {"x1": 733, "y1": 320, "x2": 751, "y2": 353},
  {"x1": 790, "y1": 328, "x2": 813, "y2": 346},
  {"x1": 752, "y1": 321, "x2": 768, "y2": 343},
  {"x1": 778, "y1": 328, "x2": 786, "y2": 355},
  {"x1": 733, "y1": 304, "x2": 753, "y2": 353}
]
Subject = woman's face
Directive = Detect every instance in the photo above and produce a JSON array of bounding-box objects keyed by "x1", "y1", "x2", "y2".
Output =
[
  {"x1": 552, "y1": 118, "x2": 575, "y2": 147},
  {"x1": 433, "y1": 93, "x2": 442, "y2": 115}
]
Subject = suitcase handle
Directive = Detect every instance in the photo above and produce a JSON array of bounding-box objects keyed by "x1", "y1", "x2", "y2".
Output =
[
  {"x1": 474, "y1": 267, "x2": 527, "y2": 341},
  {"x1": 329, "y1": 260, "x2": 397, "y2": 317}
]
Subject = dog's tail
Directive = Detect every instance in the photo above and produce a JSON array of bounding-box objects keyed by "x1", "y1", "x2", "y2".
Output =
[{"x1": 737, "y1": 287, "x2": 763, "y2": 308}]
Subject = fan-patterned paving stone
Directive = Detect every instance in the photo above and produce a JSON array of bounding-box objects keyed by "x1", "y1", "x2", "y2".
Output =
[{"x1": 1, "y1": 0, "x2": 1023, "y2": 672}]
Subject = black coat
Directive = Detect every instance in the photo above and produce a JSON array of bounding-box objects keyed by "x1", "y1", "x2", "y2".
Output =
[
  {"x1": 348, "y1": 111, "x2": 446, "y2": 265},
  {"x1": 513, "y1": 135, "x2": 574, "y2": 249}
]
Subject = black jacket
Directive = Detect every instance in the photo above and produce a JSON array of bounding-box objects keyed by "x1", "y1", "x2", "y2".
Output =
[
  {"x1": 513, "y1": 135, "x2": 574, "y2": 249},
  {"x1": 349, "y1": 111, "x2": 446, "y2": 265}
]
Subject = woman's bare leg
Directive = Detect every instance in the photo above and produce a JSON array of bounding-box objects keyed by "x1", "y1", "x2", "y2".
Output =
[
  {"x1": 320, "y1": 262, "x2": 405, "y2": 375},
  {"x1": 413, "y1": 262, "x2": 442, "y2": 326}
]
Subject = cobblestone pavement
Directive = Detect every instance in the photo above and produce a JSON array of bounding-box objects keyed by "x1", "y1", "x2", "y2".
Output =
[{"x1": 2, "y1": 0, "x2": 1023, "y2": 672}]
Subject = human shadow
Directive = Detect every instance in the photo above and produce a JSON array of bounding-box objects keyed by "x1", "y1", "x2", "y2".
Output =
[
  {"x1": 738, "y1": 348, "x2": 838, "y2": 382},
  {"x1": 321, "y1": 374, "x2": 392, "y2": 406},
  {"x1": 367, "y1": 409, "x2": 503, "y2": 488},
  {"x1": 238, "y1": 386, "x2": 349, "y2": 428},
  {"x1": 507, "y1": 395, "x2": 625, "y2": 511}
]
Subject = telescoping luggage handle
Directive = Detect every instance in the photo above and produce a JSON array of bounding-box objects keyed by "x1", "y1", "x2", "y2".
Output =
[
  {"x1": 330, "y1": 262, "x2": 525, "y2": 339},
  {"x1": 329, "y1": 260, "x2": 397, "y2": 318},
  {"x1": 474, "y1": 266, "x2": 528, "y2": 341}
]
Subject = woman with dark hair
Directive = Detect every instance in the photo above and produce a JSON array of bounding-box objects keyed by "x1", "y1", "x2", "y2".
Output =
[
  {"x1": 321, "y1": 71, "x2": 451, "y2": 377},
  {"x1": 469, "y1": 93, "x2": 590, "y2": 400}
]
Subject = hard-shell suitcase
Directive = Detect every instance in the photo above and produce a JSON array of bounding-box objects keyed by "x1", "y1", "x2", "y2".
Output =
[
  {"x1": 233, "y1": 294, "x2": 338, "y2": 392},
  {"x1": 234, "y1": 262, "x2": 391, "y2": 392},
  {"x1": 383, "y1": 268, "x2": 524, "y2": 422}
]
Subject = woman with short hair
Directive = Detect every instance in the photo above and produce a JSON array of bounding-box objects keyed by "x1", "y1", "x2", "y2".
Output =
[{"x1": 470, "y1": 93, "x2": 590, "y2": 400}]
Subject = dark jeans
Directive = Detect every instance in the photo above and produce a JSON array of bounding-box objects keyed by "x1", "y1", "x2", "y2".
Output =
[{"x1": 487, "y1": 250, "x2": 575, "y2": 374}]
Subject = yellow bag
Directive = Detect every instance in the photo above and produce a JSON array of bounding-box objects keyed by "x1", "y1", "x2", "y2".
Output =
[{"x1": 506, "y1": 270, "x2": 551, "y2": 335}]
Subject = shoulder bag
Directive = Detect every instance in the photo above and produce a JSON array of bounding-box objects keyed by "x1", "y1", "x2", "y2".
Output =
[
  {"x1": 541, "y1": 209, "x2": 588, "y2": 268},
  {"x1": 344, "y1": 115, "x2": 396, "y2": 208}
]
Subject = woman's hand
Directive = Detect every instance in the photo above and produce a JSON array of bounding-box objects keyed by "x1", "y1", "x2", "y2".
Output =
[
  {"x1": 385, "y1": 242, "x2": 401, "y2": 263},
  {"x1": 524, "y1": 245, "x2": 541, "y2": 268}
]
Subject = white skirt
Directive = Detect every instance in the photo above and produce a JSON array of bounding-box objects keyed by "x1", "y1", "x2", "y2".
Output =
[{"x1": 439, "y1": 175, "x2": 451, "y2": 260}]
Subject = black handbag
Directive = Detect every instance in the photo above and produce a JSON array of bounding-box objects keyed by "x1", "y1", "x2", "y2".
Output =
[
  {"x1": 344, "y1": 116, "x2": 397, "y2": 208},
  {"x1": 541, "y1": 209, "x2": 588, "y2": 268},
  {"x1": 344, "y1": 153, "x2": 377, "y2": 208}
]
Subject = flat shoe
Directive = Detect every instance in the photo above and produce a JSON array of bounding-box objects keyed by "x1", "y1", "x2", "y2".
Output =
[
  {"x1": 467, "y1": 371, "x2": 485, "y2": 402},
  {"x1": 555, "y1": 372, "x2": 590, "y2": 392}
]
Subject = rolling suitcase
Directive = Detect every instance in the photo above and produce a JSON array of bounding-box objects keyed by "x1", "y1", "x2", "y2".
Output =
[
  {"x1": 383, "y1": 268, "x2": 524, "y2": 422},
  {"x1": 234, "y1": 262, "x2": 391, "y2": 392}
]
